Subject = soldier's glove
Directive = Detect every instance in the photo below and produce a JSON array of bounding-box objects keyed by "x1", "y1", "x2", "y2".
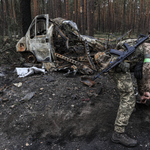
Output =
[
  {"x1": 134, "y1": 61, "x2": 143, "y2": 79},
  {"x1": 115, "y1": 62, "x2": 130, "y2": 73}
]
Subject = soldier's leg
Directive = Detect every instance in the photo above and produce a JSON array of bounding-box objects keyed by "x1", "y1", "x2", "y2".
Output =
[{"x1": 112, "y1": 72, "x2": 136, "y2": 133}]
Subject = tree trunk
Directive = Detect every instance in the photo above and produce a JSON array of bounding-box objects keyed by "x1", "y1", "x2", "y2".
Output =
[
  {"x1": 33, "y1": 0, "x2": 38, "y2": 17},
  {"x1": 49, "y1": 0, "x2": 53, "y2": 18},
  {"x1": 134, "y1": 0, "x2": 137, "y2": 33},
  {"x1": 90, "y1": 0, "x2": 94, "y2": 36},
  {"x1": 98, "y1": 0, "x2": 101, "y2": 32},
  {"x1": 112, "y1": 0, "x2": 115, "y2": 33},
  {"x1": 63, "y1": 0, "x2": 66, "y2": 18},
  {"x1": 109, "y1": 1, "x2": 112, "y2": 32},
  {"x1": 137, "y1": 0, "x2": 142, "y2": 35},
  {"x1": 122, "y1": 0, "x2": 126, "y2": 34},
  {"x1": 130, "y1": 0, "x2": 134, "y2": 31},
  {"x1": 51, "y1": 0, "x2": 54, "y2": 18},
  {"x1": 118, "y1": 0, "x2": 122, "y2": 32},
  {"x1": 87, "y1": 0, "x2": 90, "y2": 35},
  {"x1": 54, "y1": 0, "x2": 57, "y2": 18},
  {"x1": 0, "y1": 0, "x2": 4, "y2": 36},
  {"x1": 142, "y1": 0, "x2": 145, "y2": 33},
  {"x1": 57, "y1": 0, "x2": 62, "y2": 17},
  {"x1": 78, "y1": 0, "x2": 81, "y2": 30},
  {"x1": 145, "y1": 0, "x2": 150, "y2": 34},
  {"x1": 115, "y1": 0, "x2": 118, "y2": 32},
  {"x1": 84, "y1": 0, "x2": 86, "y2": 33},
  {"x1": 107, "y1": 0, "x2": 110, "y2": 32},
  {"x1": 20, "y1": 0, "x2": 32, "y2": 36},
  {"x1": 3, "y1": 0, "x2": 7, "y2": 35},
  {"x1": 80, "y1": 0, "x2": 84, "y2": 34},
  {"x1": 103, "y1": 1, "x2": 106, "y2": 32},
  {"x1": 65, "y1": 0, "x2": 68, "y2": 19},
  {"x1": 12, "y1": 0, "x2": 16, "y2": 24}
]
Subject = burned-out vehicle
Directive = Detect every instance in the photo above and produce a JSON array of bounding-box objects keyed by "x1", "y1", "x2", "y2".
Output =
[
  {"x1": 16, "y1": 14, "x2": 56, "y2": 63},
  {"x1": 16, "y1": 14, "x2": 105, "y2": 75}
]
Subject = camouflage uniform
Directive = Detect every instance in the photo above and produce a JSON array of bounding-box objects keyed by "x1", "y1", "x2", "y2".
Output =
[{"x1": 95, "y1": 39, "x2": 150, "y2": 133}]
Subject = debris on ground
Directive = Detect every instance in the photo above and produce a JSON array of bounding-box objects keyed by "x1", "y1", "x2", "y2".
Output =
[
  {"x1": 19, "y1": 92, "x2": 35, "y2": 102},
  {"x1": 15, "y1": 67, "x2": 46, "y2": 78},
  {"x1": 13, "y1": 82, "x2": 22, "y2": 87},
  {"x1": 80, "y1": 76, "x2": 96, "y2": 87}
]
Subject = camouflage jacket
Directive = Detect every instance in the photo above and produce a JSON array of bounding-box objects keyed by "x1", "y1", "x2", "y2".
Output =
[
  {"x1": 117, "y1": 39, "x2": 150, "y2": 95},
  {"x1": 95, "y1": 39, "x2": 150, "y2": 95}
]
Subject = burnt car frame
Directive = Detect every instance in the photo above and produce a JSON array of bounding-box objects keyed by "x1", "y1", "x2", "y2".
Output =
[{"x1": 16, "y1": 14, "x2": 105, "y2": 74}]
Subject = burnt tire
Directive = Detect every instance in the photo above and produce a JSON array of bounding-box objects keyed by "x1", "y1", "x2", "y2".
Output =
[{"x1": 21, "y1": 52, "x2": 37, "y2": 63}]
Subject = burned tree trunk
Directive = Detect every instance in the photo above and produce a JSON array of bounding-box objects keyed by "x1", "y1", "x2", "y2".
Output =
[
  {"x1": 90, "y1": 0, "x2": 94, "y2": 36},
  {"x1": 107, "y1": 0, "x2": 110, "y2": 32},
  {"x1": 12, "y1": 0, "x2": 17, "y2": 24},
  {"x1": 122, "y1": 0, "x2": 126, "y2": 34},
  {"x1": 78, "y1": 0, "x2": 81, "y2": 30},
  {"x1": 54, "y1": 0, "x2": 57, "y2": 18},
  {"x1": 20, "y1": 0, "x2": 32, "y2": 36},
  {"x1": 66, "y1": 0, "x2": 69, "y2": 19},
  {"x1": 112, "y1": 0, "x2": 115, "y2": 33},
  {"x1": 63, "y1": 0, "x2": 66, "y2": 18},
  {"x1": 84, "y1": 0, "x2": 86, "y2": 34},
  {"x1": 2, "y1": 0, "x2": 7, "y2": 35},
  {"x1": 80, "y1": 0, "x2": 84, "y2": 34},
  {"x1": 74, "y1": 0, "x2": 77, "y2": 23},
  {"x1": 0, "y1": 0, "x2": 4, "y2": 36},
  {"x1": 145, "y1": 0, "x2": 150, "y2": 34},
  {"x1": 87, "y1": 0, "x2": 90, "y2": 35},
  {"x1": 33, "y1": 0, "x2": 38, "y2": 17},
  {"x1": 57, "y1": 0, "x2": 62, "y2": 17}
]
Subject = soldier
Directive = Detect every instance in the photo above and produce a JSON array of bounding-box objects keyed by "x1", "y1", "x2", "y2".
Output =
[{"x1": 95, "y1": 39, "x2": 150, "y2": 147}]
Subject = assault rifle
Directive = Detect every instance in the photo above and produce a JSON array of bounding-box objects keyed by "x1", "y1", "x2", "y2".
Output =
[{"x1": 92, "y1": 34, "x2": 149, "y2": 80}]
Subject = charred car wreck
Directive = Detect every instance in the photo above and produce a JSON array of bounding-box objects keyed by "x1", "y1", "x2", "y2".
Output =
[{"x1": 16, "y1": 14, "x2": 107, "y2": 75}]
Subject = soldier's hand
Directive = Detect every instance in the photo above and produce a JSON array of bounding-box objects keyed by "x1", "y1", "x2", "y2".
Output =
[{"x1": 140, "y1": 92, "x2": 150, "y2": 103}]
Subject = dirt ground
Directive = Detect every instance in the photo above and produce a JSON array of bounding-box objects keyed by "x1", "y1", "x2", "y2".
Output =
[{"x1": 1, "y1": 45, "x2": 150, "y2": 150}]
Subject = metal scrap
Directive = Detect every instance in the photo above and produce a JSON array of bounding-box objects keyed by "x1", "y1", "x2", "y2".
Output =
[
  {"x1": 55, "y1": 53, "x2": 93, "y2": 75},
  {"x1": 15, "y1": 67, "x2": 46, "y2": 78},
  {"x1": 84, "y1": 40, "x2": 97, "y2": 71},
  {"x1": 80, "y1": 76, "x2": 95, "y2": 87},
  {"x1": 13, "y1": 82, "x2": 22, "y2": 87}
]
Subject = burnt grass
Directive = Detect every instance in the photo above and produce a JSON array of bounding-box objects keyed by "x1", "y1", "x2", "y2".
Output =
[{"x1": 1, "y1": 51, "x2": 150, "y2": 150}]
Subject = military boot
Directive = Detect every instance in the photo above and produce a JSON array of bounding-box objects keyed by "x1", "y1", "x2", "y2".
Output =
[{"x1": 111, "y1": 131, "x2": 137, "y2": 147}]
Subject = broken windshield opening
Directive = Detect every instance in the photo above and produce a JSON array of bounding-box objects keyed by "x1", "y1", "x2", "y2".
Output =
[{"x1": 30, "y1": 19, "x2": 47, "y2": 39}]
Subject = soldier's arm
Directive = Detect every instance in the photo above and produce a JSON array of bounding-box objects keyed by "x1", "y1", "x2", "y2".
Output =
[{"x1": 137, "y1": 43, "x2": 150, "y2": 96}]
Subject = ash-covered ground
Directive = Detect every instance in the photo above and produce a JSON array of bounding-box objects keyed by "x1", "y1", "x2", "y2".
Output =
[{"x1": 0, "y1": 42, "x2": 150, "y2": 150}]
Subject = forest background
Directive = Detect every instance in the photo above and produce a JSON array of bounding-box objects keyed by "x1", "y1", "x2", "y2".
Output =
[{"x1": 0, "y1": 0, "x2": 150, "y2": 43}]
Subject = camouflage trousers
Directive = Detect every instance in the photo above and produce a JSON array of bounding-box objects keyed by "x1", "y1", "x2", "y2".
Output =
[{"x1": 110, "y1": 71, "x2": 136, "y2": 133}]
